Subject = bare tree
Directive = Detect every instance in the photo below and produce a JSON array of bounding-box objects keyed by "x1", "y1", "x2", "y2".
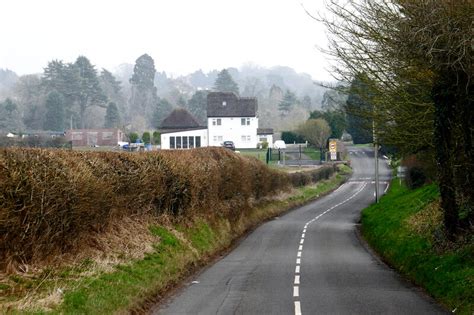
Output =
[{"x1": 317, "y1": 0, "x2": 473, "y2": 236}]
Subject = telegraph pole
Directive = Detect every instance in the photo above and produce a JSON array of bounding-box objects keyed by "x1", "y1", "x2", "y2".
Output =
[{"x1": 373, "y1": 120, "x2": 379, "y2": 203}]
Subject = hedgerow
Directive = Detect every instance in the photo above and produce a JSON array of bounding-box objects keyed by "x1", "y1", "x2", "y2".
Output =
[{"x1": 0, "y1": 147, "x2": 336, "y2": 270}]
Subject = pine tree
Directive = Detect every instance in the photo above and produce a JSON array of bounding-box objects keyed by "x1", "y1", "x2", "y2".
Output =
[
  {"x1": 0, "y1": 98, "x2": 23, "y2": 132},
  {"x1": 186, "y1": 90, "x2": 208, "y2": 125},
  {"x1": 278, "y1": 90, "x2": 297, "y2": 116},
  {"x1": 129, "y1": 54, "x2": 158, "y2": 124},
  {"x1": 100, "y1": 69, "x2": 125, "y2": 116},
  {"x1": 74, "y1": 56, "x2": 106, "y2": 128},
  {"x1": 213, "y1": 69, "x2": 239, "y2": 94},
  {"x1": 104, "y1": 102, "x2": 121, "y2": 128},
  {"x1": 43, "y1": 91, "x2": 65, "y2": 131}
]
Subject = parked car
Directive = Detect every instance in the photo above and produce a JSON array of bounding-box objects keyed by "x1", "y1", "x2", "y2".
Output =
[
  {"x1": 222, "y1": 141, "x2": 235, "y2": 151},
  {"x1": 273, "y1": 140, "x2": 286, "y2": 149}
]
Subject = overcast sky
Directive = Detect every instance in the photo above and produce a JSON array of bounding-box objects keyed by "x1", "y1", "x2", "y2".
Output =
[{"x1": 0, "y1": 0, "x2": 333, "y2": 81}]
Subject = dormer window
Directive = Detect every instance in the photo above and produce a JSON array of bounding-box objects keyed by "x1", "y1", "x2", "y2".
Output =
[{"x1": 222, "y1": 101, "x2": 227, "y2": 106}]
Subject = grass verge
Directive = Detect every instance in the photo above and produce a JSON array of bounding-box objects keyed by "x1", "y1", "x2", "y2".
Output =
[
  {"x1": 361, "y1": 180, "x2": 473, "y2": 314},
  {"x1": 1, "y1": 166, "x2": 349, "y2": 314}
]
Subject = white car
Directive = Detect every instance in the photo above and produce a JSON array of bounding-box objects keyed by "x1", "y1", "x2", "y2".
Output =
[{"x1": 273, "y1": 140, "x2": 286, "y2": 149}]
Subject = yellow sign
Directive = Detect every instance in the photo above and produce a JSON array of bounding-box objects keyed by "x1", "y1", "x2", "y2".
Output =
[{"x1": 329, "y1": 140, "x2": 337, "y2": 153}]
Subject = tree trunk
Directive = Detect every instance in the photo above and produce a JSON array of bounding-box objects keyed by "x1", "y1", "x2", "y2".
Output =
[{"x1": 432, "y1": 74, "x2": 459, "y2": 238}]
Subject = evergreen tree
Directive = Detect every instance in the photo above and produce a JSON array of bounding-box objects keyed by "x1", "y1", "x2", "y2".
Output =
[
  {"x1": 186, "y1": 90, "x2": 208, "y2": 125},
  {"x1": 345, "y1": 75, "x2": 373, "y2": 144},
  {"x1": 129, "y1": 54, "x2": 158, "y2": 124},
  {"x1": 100, "y1": 69, "x2": 125, "y2": 116},
  {"x1": 104, "y1": 102, "x2": 121, "y2": 128},
  {"x1": 302, "y1": 95, "x2": 312, "y2": 110},
  {"x1": 278, "y1": 90, "x2": 297, "y2": 116},
  {"x1": 152, "y1": 98, "x2": 173, "y2": 128},
  {"x1": 43, "y1": 91, "x2": 65, "y2": 131},
  {"x1": 213, "y1": 69, "x2": 239, "y2": 94},
  {"x1": 0, "y1": 98, "x2": 23, "y2": 132},
  {"x1": 309, "y1": 109, "x2": 346, "y2": 139},
  {"x1": 74, "y1": 56, "x2": 106, "y2": 129}
]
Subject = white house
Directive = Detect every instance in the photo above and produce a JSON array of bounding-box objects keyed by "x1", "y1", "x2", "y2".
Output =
[
  {"x1": 207, "y1": 92, "x2": 261, "y2": 149},
  {"x1": 160, "y1": 92, "x2": 273, "y2": 150}
]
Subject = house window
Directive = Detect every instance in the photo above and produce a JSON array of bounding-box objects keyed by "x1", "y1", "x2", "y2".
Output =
[
  {"x1": 212, "y1": 118, "x2": 222, "y2": 126},
  {"x1": 242, "y1": 135, "x2": 251, "y2": 142},
  {"x1": 183, "y1": 136, "x2": 188, "y2": 149},
  {"x1": 241, "y1": 118, "x2": 250, "y2": 125},
  {"x1": 189, "y1": 136, "x2": 194, "y2": 148},
  {"x1": 176, "y1": 136, "x2": 182, "y2": 149},
  {"x1": 213, "y1": 136, "x2": 217, "y2": 141},
  {"x1": 247, "y1": 135, "x2": 251, "y2": 141},
  {"x1": 170, "y1": 136, "x2": 175, "y2": 149},
  {"x1": 218, "y1": 136, "x2": 223, "y2": 142},
  {"x1": 196, "y1": 136, "x2": 201, "y2": 148},
  {"x1": 260, "y1": 137, "x2": 267, "y2": 142}
]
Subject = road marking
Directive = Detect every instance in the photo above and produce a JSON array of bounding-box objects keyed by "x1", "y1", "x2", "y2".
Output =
[
  {"x1": 295, "y1": 301, "x2": 302, "y2": 315},
  {"x1": 293, "y1": 286, "x2": 299, "y2": 297},
  {"x1": 293, "y1": 181, "x2": 368, "y2": 315}
]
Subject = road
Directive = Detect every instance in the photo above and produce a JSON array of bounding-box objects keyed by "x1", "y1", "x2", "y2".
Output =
[{"x1": 155, "y1": 146, "x2": 445, "y2": 314}]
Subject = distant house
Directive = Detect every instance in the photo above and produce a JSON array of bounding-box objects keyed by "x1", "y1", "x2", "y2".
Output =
[
  {"x1": 160, "y1": 109, "x2": 208, "y2": 150},
  {"x1": 65, "y1": 128, "x2": 126, "y2": 147},
  {"x1": 160, "y1": 92, "x2": 274, "y2": 150}
]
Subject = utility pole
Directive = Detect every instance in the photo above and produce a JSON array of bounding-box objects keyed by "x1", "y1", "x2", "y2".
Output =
[{"x1": 373, "y1": 120, "x2": 379, "y2": 203}]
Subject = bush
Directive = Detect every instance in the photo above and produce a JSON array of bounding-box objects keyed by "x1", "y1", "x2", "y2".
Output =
[
  {"x1": 281, "y1": 131, "x2": 305, "y2": 144},
  {"x1": 142, "y1": 132, "x2": 151, "y2": 144},
  {"x1": 406, "y1": 166, "x2": 427, "y2": 189}
]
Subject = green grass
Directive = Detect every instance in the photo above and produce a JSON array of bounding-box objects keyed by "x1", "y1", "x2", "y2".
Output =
[
  {"x1": 361, "y1": 181, "x2": 473, "y2": 314},
  {"x1": 302, "y1": 147, "x2": 321, "y2": 160},
  {"x1": 238, "y1": 149, "x2": 267, "y2": 162}
]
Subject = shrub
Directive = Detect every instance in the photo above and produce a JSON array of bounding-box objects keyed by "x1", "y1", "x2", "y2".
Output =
[{"x1": 281, "y1": 131, "x2": 305, "y2": 144}]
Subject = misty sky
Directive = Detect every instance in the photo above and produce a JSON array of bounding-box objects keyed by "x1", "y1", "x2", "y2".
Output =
[{"x1": 1, "y1": 0, "x2": 333, "y2": 81}]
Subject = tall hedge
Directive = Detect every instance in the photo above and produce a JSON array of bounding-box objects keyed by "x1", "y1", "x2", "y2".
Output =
[{"x1": 0, "y1": 147, "x2": 336, "y2": 269}]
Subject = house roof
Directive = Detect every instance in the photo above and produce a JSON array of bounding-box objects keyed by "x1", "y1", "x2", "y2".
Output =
[
  {"x1": 160, "y1": 108, "x2": 202, "y2": 129},
  {"x1": 257, "y1": 128, "x2": 274, "y2": 135},
  {"x1": 207, "y1": 92, "x2": 257, "y2": 117}
]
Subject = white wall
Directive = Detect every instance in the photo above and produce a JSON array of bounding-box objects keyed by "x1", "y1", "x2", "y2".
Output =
[
  {"x1": 161, "y1": 129, "x2": 208, "y2": 150},
  {"x1": 208, "y1": 117, "x2": 258, "y2": 149}
]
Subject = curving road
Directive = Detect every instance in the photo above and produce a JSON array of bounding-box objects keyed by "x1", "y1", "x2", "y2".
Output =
[{"x1": 155, "y1": 146, "x2": 445, "y2": 314}]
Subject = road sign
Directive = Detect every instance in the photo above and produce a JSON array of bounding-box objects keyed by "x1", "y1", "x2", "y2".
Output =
[
  {"x1": 329, "y1": 140, "x2": 337, "y2": 160},
  {"x1": 329, "y1": 140, "x2": 337, "y2": 152}
]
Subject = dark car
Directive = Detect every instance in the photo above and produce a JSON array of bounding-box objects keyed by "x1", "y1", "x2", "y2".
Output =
[{"x1": 222, "y1": 141, "x2": 235, "y2": 151}]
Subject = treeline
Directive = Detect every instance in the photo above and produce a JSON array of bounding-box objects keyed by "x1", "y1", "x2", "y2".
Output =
[
  {"x1": 0, "y1": 60, "x2": 337, "y2": 134},
  {"x1": 321, "y1": 0, "x2": 473, "y2": 237}
]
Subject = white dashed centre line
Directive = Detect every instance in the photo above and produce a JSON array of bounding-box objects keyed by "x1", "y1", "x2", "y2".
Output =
[
  {"x1": 293, "y1": 286, "x2": 299, "y2": 297},
  {"x1": 292, "y1": 182, "x2": 368, "y2": 315}
]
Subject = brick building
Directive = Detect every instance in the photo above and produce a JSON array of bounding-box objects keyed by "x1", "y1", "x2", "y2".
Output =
[{"x1": 66, "y1": 128, "x2": 126, "y2": 147}]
